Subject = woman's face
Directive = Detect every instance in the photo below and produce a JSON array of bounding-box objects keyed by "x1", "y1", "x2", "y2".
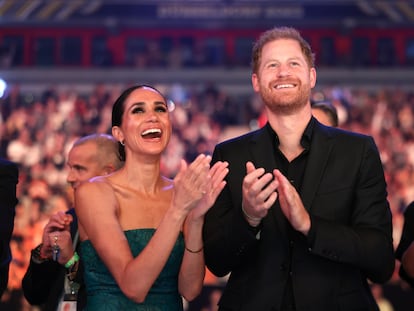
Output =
[{"x1": 115, "y1": 86, "x2": 172, "y2": 157}]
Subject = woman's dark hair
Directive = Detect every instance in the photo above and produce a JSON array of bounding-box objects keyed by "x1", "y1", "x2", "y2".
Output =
[{"x1": 112, "y1": 84, "x2": 166, "y2": 161}]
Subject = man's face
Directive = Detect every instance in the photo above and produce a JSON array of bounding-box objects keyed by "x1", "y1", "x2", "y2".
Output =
[
  {"x1": 66, "y1": 142, "x2": 102, "y2": 189},
  {"x1": 252, "y1": 38, "x2": 316, "y2": 115}
]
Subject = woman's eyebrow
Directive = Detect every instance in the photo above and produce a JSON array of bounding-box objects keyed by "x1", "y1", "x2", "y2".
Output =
[{"x1": 154, "y1": 101, "x2": 167, "y2": 107}]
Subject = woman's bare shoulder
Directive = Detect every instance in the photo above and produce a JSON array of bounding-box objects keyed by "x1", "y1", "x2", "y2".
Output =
[
  {"x1": 82, "y1": 174, "x2": 112, "y2": 188},
  {"x1": 76, "y1": 174, "x2": 118, "y2": 201}
]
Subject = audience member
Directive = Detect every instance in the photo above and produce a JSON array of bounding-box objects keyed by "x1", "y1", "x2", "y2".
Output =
[
  {"x1": 22, "y1": 133, "x2": 123, "y2": 311},
  {"x1": 311, "y1": 100, "x2": 339, "y2": 127},
  {"x1": 395, "y1": 201, "x2": 414, "y2": 287},
  {"x1": 0, "y1": 158, "x2": 18, "y2": 298},
  {"x1": 74, "y1": 85, "x2": 228, "y2": 309},
  {"x1": 203, "y1": 26, "x2": 394, "y2": 310}
]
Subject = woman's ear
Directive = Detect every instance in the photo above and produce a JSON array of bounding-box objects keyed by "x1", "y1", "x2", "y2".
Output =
[{"x1": 112, "y1": 126, "x2": 123, "y2": 143}]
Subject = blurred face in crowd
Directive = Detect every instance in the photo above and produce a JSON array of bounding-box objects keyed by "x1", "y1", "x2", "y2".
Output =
[
  {"x1": 112, "y1": 86, "x2": 172, "y2": 158},
  {"x1": 312, "y1": 107, "x2": 333, "y2": 126},
  {"x1": 252, "y1": 38, "x2": 316, "y2": 115},
  {"x1": 311, "y1": 102, "x2": 339, "y2": 127}
]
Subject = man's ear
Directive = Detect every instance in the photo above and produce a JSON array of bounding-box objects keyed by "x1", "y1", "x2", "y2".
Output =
[
  {"x1": 252, "y1": 73, "x2": 260, "y2": 92},
  {"x1": 103, "y1": 164, "x2": 116, "y2": 175}
]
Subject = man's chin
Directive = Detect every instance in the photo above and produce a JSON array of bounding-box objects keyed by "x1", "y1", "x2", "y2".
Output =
[{"x1": 267, "y1": 101, "x2": 304, "y2": 115}]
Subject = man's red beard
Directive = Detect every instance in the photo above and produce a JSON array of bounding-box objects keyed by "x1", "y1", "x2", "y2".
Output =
[{"x1": 260, "y1": 81, "x2": 310, "y2": 115}]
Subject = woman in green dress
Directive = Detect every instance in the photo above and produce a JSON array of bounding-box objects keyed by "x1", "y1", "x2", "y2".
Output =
[{"x1": 75, "y1": 85, "x2": 229, "y2": 310}]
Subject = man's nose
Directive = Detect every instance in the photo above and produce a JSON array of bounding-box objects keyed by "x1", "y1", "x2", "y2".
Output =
[
  {"x1": 66, "y1": 170, "x2": 76, "y2": 184},
  {"x1": 278, "y1": 64, "x2": 291, "y2": 77}
]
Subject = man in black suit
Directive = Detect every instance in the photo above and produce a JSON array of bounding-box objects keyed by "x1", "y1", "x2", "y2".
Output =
[
  {"x1": 22, "y1": 133, "x2": 123, "y2": 311},
  {"x1": 0, "y1": 158, "x2": 18, "y2": 298},
  {"x1": 203, "y1": 27, "x2": 394, "y2": 311}
]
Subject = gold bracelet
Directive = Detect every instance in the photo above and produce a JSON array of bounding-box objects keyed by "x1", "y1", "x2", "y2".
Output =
[{"x1": 185, "y1": 245, "x2": 203, "y2": 253}]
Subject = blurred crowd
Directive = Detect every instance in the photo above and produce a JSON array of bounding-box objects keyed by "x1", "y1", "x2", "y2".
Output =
[
  {"x1": 0, "y1": 29, "x2": 406, "y2": 69},
  {"x1": 1, "y1": 81, "x2": 414, "y2": 310}
]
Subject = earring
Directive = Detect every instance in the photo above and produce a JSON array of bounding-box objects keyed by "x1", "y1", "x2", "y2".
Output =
[{"x1": 120, "y1": 140, "x2": 125, "y2": 146}]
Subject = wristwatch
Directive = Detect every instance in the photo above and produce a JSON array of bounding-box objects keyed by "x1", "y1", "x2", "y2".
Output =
[{"x1": 31, "y1": 244, "x2": 49, "y2": 264}]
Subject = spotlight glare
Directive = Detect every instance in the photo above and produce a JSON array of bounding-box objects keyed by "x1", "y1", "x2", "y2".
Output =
[{"x1": 0, "y1": 79, "x2": 6, "y2": 98}]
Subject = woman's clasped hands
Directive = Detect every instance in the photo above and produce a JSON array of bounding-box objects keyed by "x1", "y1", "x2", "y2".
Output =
[{"x1": 172, "y1": 154, "x2": 229, "y2": 220}]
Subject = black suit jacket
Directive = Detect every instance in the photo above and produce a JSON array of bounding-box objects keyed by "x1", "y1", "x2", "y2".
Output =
[
  {"x1": 0, "y1": 158, "x2": 18, "y2": 298},
  {"x1": 395, "y1": 201, "x2": 414, "y2": 287},
  {"x1": 22, "y1": 208, "x2": 85, "y2": 311},
  {"x1": 203, "y1": 120, "x2": 394, "y2": 311}
]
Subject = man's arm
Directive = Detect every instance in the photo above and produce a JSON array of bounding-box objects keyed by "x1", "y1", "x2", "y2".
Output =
[
  {"x1": 22, "y1": 209, "x2": 77, "y2": 305},
  {"x1": 22, "y1": 248, "x2": 63, "y2": 304}
]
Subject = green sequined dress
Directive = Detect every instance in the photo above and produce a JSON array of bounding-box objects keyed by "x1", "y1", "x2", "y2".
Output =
[{"x1": 80, "y1": 229, "x2": 184, "y2": 311}]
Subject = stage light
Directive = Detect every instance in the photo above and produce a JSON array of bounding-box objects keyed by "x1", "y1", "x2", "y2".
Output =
[{"x1": 0, "y1": 78, "x2": 6, "y2": 98}]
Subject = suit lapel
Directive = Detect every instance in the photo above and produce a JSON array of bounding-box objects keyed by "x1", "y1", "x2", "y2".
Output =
[
  {"x1": 248, "y1": 126, "x2": 289, "y2": 241},
  {"x1": 248, "y1": 126, "x2": 276, "y2": 173},
  {"x1": 248, "y1": 123, "x2": 335, "y2": 238},
  {"x1": 300, "y1": 123, "x2": 335, "y2": 212}
]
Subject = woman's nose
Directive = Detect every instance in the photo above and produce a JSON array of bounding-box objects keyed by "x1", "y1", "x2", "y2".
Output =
[{"x1": 146, "y1": 112, "x2": 158, "y2": 122}]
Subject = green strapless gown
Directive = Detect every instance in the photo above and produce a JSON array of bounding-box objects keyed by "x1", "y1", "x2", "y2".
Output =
[{"x1": 80, "y1": 229, "x2": 184, "y2": 311}]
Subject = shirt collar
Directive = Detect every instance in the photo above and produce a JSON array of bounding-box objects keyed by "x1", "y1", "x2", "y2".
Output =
[{"x1": 265, "y1": 116, "x2": 315, "y2": 149}]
